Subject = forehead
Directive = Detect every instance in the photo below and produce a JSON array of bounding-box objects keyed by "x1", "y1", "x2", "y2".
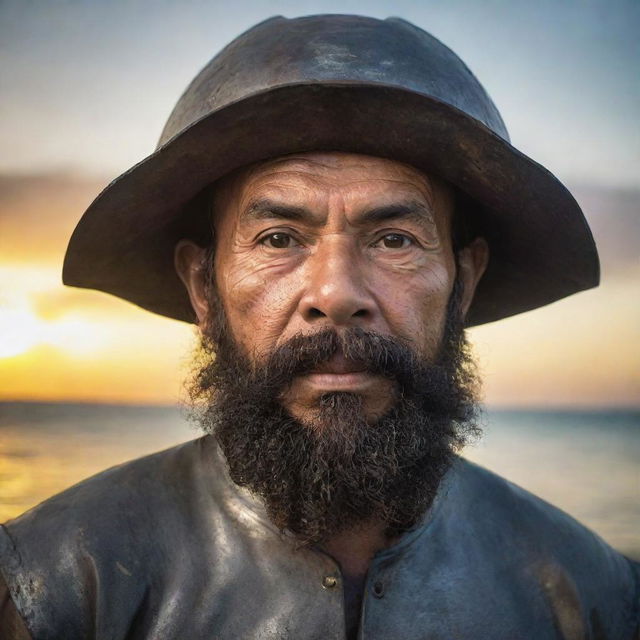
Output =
[{"x1": 213, "y1": 152, "x2": 451, "y2": 219}]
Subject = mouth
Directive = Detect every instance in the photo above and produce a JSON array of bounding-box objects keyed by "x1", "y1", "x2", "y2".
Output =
[
  {"x1": 302, "y1": 354, "x2": 375, "y2": 392},
  {"x1": 310, "y1": 353, "x2": 367, "y2": 375}
]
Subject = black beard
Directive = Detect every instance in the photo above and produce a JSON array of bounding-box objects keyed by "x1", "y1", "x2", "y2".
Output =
[{"x1": 188, "y1": 280, "x2": 481, "y2": 546}]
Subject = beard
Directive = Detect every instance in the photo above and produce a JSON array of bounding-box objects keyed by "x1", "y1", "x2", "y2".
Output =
[{"x1": 187, "y1": 278, "x2": 481, "y2": 546}]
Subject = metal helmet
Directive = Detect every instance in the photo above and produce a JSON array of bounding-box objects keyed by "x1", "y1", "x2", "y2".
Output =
[{"x1": 63, "y1": 15, "x2": 598, "y2": 326}]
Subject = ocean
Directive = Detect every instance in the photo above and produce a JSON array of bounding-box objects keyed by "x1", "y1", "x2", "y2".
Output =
[{"x1": 0, "y1": 401, "x2": 638, "y2": 559}]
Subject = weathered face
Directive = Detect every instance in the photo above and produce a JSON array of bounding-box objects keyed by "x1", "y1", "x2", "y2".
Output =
[
  {"x1": 176, "y1": 152, "x2": 487, "y2": 423},
  {"x1": 179, "y1": 152, "x2": 488, "y2": 541}
]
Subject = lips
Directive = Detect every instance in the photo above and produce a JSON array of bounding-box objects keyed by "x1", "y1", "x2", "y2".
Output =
[
  {"x1": 310, "y1": 353, "x2": 367, "y2": 375},
  {"x1": 299, "y1": 353, "x2": 377, "y2": 393}
]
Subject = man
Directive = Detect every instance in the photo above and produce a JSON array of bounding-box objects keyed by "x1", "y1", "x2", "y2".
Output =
[{"x1": 0, "y1": 14, "x2": 637, "y2": 640}]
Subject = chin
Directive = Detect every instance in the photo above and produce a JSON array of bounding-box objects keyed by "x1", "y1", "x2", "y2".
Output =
[
  {"x1": 286, "y1": 390, "x2": 394, "y2": 437},
  {"x1": 284, "y1": 379, "x2": 396, "y2": 425}
]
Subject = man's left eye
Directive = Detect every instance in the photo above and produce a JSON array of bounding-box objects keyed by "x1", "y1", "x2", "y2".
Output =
[{"x1": 375, "y1": 233, "x2": 413, "y2": 249}]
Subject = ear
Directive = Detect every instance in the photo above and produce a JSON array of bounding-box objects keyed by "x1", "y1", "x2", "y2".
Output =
[
  {"x1": 456, "y1": 237, "x2": 489, "y2": 318},
  {"x1": 174, "y1": 239, "x2": 210, "y2": 324}
]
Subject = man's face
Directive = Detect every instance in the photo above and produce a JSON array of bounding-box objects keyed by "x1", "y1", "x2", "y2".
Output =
[
  {"x1": 176, "y1": 152, "x2": 488, "y2": 543},
  {"x1": 205, "y1": 153, "x2": 461, "y2": 422}
]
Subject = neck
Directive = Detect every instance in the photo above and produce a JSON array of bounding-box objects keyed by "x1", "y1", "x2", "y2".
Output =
[{"x1": 321, "y1": 520, "x2": 396, "y2": 579}]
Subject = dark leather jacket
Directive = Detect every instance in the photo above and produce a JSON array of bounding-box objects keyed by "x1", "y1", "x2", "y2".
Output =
[{"x1": 1, "y1": 436, "x2": 638, "y2": 639}]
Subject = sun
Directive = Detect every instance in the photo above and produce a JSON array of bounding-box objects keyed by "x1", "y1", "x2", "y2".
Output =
[{"x1": 0, "y1": 305, "x2": 41, "y2": 358}]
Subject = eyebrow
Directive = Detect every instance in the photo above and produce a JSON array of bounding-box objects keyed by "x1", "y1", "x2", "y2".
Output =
[
  {"x1": 241, "y1": 198, "x2": 436, "y2": 228},
  {"x1": 360, "y1": 201, "x2": 435, "y2": 227},
  {"x1": 242, "y1": 199, "x2": 311, "y2": 224}
]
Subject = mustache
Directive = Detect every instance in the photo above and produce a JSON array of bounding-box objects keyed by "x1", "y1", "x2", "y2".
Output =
[{"x1": 246, "y1": 327, "x2": 443, "y2": 393}]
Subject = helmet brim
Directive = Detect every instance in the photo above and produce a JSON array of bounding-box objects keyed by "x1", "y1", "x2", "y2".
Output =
[{"x1": 62, "y1": 83, "x2": 599, "y2": 327}]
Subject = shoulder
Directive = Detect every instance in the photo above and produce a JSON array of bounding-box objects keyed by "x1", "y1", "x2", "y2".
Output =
[
  {"x1": 447, "y1": 458, "x2": 636, "y2": 572},
  {"x1": 450, "y1": 458, "x2": 630, "y2": 560},
  {"x1": 437, "y1": 458, "x2": 640, "y2": 635},
  {"x1": 3, "y1": 436, "x2": 212, "y2": 538},
  {"x1": 0, "y1": 436, "x2": 219, "y2": 639}
]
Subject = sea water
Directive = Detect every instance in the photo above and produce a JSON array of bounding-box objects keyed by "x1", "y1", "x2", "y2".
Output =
[{"x1": 0, "y1": 402, "x2": 638, "y2": 559}]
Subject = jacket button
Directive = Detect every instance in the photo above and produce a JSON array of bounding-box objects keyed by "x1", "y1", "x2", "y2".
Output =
[
  {"x1": 322, "y1": 575, "x2": 338, "y2": 589},
  {"x1": 372, "y1": 581, "x2": 385, "y2": 598}
]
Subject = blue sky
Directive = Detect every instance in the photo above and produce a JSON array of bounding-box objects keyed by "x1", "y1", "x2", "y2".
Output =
[{"x1": 1, "y1": 0, "x2": 638, "y2": 188}]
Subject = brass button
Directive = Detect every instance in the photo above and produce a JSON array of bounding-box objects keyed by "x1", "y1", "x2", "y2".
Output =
[{"x1": 322, "y1": 575, "x2": 338, "y2": 589}]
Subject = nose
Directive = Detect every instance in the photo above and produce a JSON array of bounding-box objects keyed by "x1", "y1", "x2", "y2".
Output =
[{"x1": 298, "y1": 235, "x2": 377, "y2": 326}]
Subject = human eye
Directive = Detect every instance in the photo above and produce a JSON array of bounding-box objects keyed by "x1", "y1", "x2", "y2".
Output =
[
  {"x1": 372, "y1": 232, "x2": 415, "y2": 250},
  {"x1": 259, "y1": 231, "x2": 300, "y2": 249}
]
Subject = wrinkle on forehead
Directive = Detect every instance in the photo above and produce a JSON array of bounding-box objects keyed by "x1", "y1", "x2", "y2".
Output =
[
  {"x1": 211, "y1": 151, "x2": 454, "y2": 237},
  {"x1": 252, "y1": 152, "x2": 406, "y2": 172},
  {"x1": 241, "y1": 152, "x2": 435, "y2": 191}
]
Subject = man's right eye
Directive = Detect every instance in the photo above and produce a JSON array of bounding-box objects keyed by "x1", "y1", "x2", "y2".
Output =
[{"x1": 261, "y1": 232, "x2": 295, "y2": 249}]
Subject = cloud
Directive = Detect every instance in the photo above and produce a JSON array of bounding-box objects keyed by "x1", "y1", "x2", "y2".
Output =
[
  {"x1": 571, "y1": 185, "x2": 640, "y2": 278},
  {"x1": 1, "y1": 171, "x2": 636, "y2": 276},
  {"x1": 0, "y1": 173, "x2": 109, "y2": 264}
]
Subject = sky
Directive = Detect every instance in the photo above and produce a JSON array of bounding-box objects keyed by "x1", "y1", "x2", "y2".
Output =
[{"x1": 0, "y1": 0, "x2": 638, "y2": 407}]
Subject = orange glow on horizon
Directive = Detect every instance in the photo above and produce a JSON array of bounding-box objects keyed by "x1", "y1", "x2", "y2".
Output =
[
  {"x1": 1, "y1": 259, "x2": 638, "y2": 408},
  {"x1": 0, "y1": 265, "x2": 194, "y2": 405}
]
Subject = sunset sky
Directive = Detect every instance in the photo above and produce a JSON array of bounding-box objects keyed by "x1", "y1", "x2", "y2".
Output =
[{"x1": 1, "y1": 0, "x2": 638, "y2": 407}]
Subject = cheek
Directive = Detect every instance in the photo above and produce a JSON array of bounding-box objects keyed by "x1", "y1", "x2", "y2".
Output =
[
  {"x1": 378, "y1": 261, "x2": 453, "y2": 356},
  {"x1": 216, "y1": 253, "x2": 301, "y2": 354}
]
